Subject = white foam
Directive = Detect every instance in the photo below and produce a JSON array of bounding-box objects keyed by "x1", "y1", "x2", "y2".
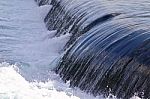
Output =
[
  {"x1": 0, "y1": 62, "x2": 105, "y2": 99},
  {"x1": 0, "y1": 62, "x2": 79, "y2": 99}
]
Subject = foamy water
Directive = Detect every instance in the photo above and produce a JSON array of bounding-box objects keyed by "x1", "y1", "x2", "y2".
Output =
[
  {"x1": 0, "y1": 0, "x2": 99, "y2": 98},
  {"x1": 0, "y1": 62, "x2": 79, "y2": 99},
  {"x1": 0, "y1": 0, "x2": 141, "y2": 99}
]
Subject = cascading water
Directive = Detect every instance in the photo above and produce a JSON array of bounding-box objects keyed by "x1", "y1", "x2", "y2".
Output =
[
  {"x1": 36, "y1": 0, "x2": 150, "y2": 99},
  {"x1": 56, "y1": 18, "x2": 150, "y2": 98},
  {"x1": 0, "y1": 0, "x2": 100, "y2": 99}
]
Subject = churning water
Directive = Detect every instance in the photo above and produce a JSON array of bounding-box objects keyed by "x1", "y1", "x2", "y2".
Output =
[
  {"x1": 0, "y1": 0, "x2": 96, "y2": 99},
  {"x1": 0, "y1": 0, "x2": 148, "y2": 99}
]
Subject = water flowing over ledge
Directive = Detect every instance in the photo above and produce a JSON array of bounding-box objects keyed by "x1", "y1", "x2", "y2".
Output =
[
  {"x1": 36, "y1": 0, "x2": 150, "y2": 99},
  {"x1": 0, "y1": 0, "x2": 93, "y2": 98}
]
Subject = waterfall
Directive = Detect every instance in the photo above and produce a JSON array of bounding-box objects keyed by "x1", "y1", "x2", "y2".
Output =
[{"x1": 36, "y1": 0, "x2": 150, "y2": 98}]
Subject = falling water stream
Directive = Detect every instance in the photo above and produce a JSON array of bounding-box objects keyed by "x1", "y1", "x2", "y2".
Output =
[
  {"x1": 0, "y1": 0, "x2": 101, "y2": 99},
  {"x1": 0, "y1": 0, "x2": 148, "y2": 99}
]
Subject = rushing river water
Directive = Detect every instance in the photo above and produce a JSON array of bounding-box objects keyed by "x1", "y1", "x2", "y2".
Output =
[
  {"x1": 43, "y1": 0, "x2": 150, "y2": 98},
  {"x1": 0, "y1": 0, "x2": 93, "y2": 98},
  {"x1": 0, "y1": 0, "x2": 145, "y2": 99}
]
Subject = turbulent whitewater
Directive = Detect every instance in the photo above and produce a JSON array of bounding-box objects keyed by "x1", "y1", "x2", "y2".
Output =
[
  {"x1": 0, "y1": 0, "x2": 105, "y2": 99},
  {"x1": 0, "y1": 0, "x2": 148, "y2": 99}
]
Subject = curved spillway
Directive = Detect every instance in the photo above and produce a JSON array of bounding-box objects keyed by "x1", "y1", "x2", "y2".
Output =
[
  {"x1": 56, "y1": 18, "x2": 150, "y2": 98},
  {"x1": 36, "y1": 0, "x2": 150, "y2": 98}
]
